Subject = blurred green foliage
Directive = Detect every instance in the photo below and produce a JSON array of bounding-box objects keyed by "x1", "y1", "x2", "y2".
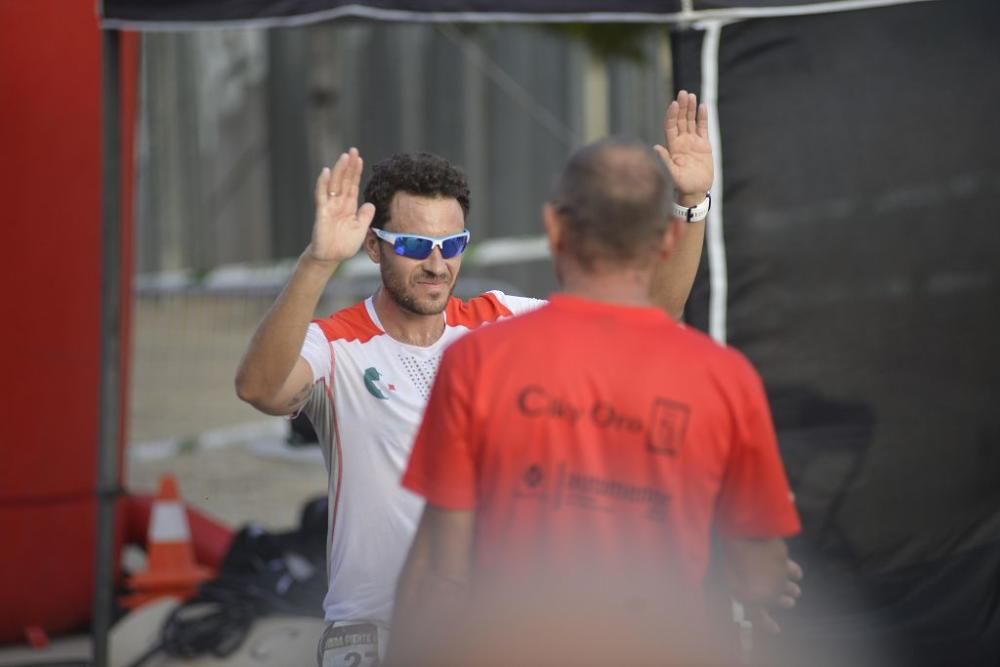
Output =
[
  {"x1": 549, "y1": 24, "x2": 653, "y2": 62},
  {"x1": 447, "y1": 22, "x2": 655, "y2": 63}
]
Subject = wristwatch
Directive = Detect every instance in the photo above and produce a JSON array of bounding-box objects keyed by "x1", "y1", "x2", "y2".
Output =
[{"x1": 672, "y1": 192, "x2": 712, "y2": 223}]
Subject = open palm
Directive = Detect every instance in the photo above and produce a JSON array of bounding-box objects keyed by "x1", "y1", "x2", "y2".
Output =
[
  {"x1": 654, "y1": 90, "x2": 714, "y2": 200},
  {"x1": 308, "y1": 147, "x2": 376, "y2": 265}
]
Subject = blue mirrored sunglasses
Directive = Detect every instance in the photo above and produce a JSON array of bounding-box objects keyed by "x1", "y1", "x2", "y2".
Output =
[{"x1": 371, "y1": 228, "x2": 471, "y2": 260}]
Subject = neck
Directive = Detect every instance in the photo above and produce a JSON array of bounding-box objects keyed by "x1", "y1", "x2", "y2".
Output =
[
  {"x1": 372, "y1": 288, "x2": 447, "y2": 346},
  {"x1": 562, "y1": 271, "x2": 653, "y2": 306},
  {"x1": 558, "y1": 260, "x2": 655, "y2": 307}
]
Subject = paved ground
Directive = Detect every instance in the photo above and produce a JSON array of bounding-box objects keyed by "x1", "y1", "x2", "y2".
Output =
[
  {"x1": 127, "y1": 429, "x2": 329, "y2": 530},
  {"x1": 127, "y1": 291, "x2": 280, "y2": 445},
  {"x1": 126, "y1": 293, "x2": 330, "y2": 530}
]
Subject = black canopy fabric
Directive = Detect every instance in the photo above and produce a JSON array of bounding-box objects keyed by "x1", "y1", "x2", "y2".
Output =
[
  {"x1": 99, "y1": 0, "x2": 939, "y2": 29},
  {"x1": 680, "y1": 0, "x2": 1000, "y2": 575},
  {"x1": 676, "y1": 0, "x2": 1000, "y2": 662}
]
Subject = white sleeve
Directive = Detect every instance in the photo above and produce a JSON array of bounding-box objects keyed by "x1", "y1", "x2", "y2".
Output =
[
  {"x1": 489, "y1": 290, "x2": 547, "y2": 317},
  {"x1": 300, "y1": 323, "x2": 332, "y2": 384}
]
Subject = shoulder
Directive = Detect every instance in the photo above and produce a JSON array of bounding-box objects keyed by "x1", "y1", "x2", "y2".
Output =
[
  {"x1": 312, "y1": 300, "x2": 382, "y2": 343},
  {"x1": 711, "y1": 339, "x2": 761, "y2": 386},
  {"x1": 444, "y1": 297, "x2": 550, "y2": 364},
  {"x1": 445, "y1": 290, "x2": 545, "y2": 329},
  {"x1": 689, "y1": 330, "x2": 765, "y2": 398},
  {"x1": 666, "y1": 324, "x2": 762, "y2": 380}
]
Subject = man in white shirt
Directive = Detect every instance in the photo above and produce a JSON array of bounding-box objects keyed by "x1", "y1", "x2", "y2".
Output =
[{"x1": 234, "y1": 90, "x2": 714, "y2": 665}]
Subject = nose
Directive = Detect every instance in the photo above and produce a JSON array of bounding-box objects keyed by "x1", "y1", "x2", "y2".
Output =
[{"x1": 422, "y1": 246, "x2": 448, "y2": 274}]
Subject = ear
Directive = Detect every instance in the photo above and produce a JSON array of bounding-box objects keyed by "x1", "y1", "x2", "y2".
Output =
[
  {"x1": 658, "y1": 218, "x2": 683, "y2": 261},
  {"x1": 364, "y1": 228, "x2": 381, "y2": 264},
  {"x1": 542, "y1": 203, "x2": 566, "y2": 257}
]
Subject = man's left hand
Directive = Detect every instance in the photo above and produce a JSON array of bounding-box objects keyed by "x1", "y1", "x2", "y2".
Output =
[
  {"x1": 654, "y1": 90, "x2": 714, "y2": 207},
  {"x1": 748, "y1": 558, "x2": 804, "y2": 634}
]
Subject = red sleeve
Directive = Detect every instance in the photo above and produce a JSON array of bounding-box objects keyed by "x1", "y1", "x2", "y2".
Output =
[
  {"x1": 715, "y1": 352, "x2": 801, "y2": 539},
  {"x1": 401, "y1": 338, "x2": 479, "y2": 510}
]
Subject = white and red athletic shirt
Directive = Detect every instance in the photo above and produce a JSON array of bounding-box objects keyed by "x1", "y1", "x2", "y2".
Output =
[{"x1": 298, "y1": 290, "x2": 544, "y2": 624}]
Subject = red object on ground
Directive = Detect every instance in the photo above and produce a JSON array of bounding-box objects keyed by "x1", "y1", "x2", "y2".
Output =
[
  {"x1": 120, "y1": 476, "x2": 214, "y2": 609},
  {"x1": 0, "y1": 0, "x2": 139, "y2": 644},
  {"x1": 23, "y1": 626, "x2": 48, "y2": 649}
]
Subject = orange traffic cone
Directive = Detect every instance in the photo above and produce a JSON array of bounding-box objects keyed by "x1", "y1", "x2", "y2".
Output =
[{"x1": 121, "y1": 474, "x2": 212, "y2": 609}]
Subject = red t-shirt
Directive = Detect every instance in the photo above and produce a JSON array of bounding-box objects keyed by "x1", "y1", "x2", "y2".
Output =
[{"x1": 402, "y1": 294, "x2": 799, "y2": 604}]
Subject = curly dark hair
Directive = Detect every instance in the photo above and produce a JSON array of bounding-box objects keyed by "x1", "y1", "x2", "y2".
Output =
[{"x1": 363, "y1": 152, "x2": 471, "y2": 229}]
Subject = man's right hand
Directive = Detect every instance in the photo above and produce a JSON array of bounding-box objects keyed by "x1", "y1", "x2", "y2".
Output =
[{"x1": 307, "y1": 147, "x2": 376, "y2": 267}]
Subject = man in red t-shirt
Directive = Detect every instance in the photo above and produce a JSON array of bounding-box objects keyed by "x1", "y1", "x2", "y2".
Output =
[{"x1": 390, "y1": 138, "x2": 802, "y2": 665}]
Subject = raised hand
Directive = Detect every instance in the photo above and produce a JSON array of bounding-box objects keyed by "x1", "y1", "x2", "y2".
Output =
[
  {"x1": 307, "y1": 147, "x2": 376, "y2": 266},
  {"x1": 654, "y1": 90, "x2": 714, "y2": 204}
]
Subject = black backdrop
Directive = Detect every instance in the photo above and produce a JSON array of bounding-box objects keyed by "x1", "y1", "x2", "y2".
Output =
[
  {"x1": 676, "y1": 1, "x2": 1000, "y2": 663},
  {"x1": 101, "y1": 0, "x2": 1000, "y2": 664}
]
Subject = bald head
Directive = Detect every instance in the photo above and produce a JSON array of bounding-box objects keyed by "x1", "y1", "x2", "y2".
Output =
[{"x1": 551, "y1": 139, "x2": 673, "y2": 270}]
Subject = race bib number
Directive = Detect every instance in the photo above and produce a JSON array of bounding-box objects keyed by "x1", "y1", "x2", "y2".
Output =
[{"x1": 318, "y1": 622, "x2": 383, "y2": 667}]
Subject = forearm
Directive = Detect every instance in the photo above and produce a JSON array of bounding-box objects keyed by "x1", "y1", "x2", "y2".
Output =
[
  {"x1": 388, "y1": 508, "x2": 473, "y2": 665},
  {"x1": 234, "y1": 250, "x2": 338, "y2": 409},
  {"x1": 651, "y1": 192, "x2": 706, "y2": 320},
  {"x1": 390, "y1": 572, "x2": 468, "y2": 665},
  {"x1": 390, "y1": 542, "x2": 456, "y2": 664},
  {"x1": 390, "y1": 535, "x2": 430, "y2": 639}
]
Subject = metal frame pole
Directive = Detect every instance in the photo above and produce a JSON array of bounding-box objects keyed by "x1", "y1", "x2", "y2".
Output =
[{"x1": 94, "y1": 26, "x2": 122, "y2": 667}]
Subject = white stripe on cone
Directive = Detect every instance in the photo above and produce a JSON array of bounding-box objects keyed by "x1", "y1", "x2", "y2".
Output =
[{"x1": 149, "y1": 501, "x2": 191, "y2": 543}]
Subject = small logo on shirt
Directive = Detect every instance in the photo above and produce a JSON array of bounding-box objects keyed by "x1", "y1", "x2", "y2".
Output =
[
  {"x1": 514, "y1": 463, "x2": 550, "y2": 502},
  {"x1": 523, "y1": 465, "x2": 545, "y2": 488},
  {"x1": 646, "y1": 398, "x2": 690, "y2": 457},
  {"x1": 363, "y1": 367, "x2": 396, "y2": 400}
]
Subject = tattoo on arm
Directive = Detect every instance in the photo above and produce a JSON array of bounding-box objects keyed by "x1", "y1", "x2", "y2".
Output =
[{"x1": 287, "y1": 382, "x2": 313, "y2": 410}]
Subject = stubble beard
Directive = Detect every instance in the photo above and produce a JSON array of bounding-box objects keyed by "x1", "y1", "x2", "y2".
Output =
[{"x1": 380, "y1": 263, "x2": 455, "y2": 316}]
